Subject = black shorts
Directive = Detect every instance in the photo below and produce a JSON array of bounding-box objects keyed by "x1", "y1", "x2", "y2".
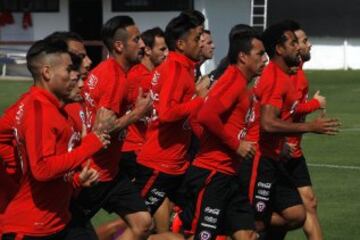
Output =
[
  {"x1": 180, "y1": 166, "x2": 255, "y2": 239},
  {"x1": 237, "y1": 157, "x2": 255, "y2": 198},
  {"x1": 252, "y1": 156, "x2": 302, "y2": 224},
  {"x1": 70, "y1": 173, "x2": 147, "y2": 222},
  {"x1": 284, "y1": 155, "x2": 312, "y2": 188},
  {"x1": 119, "y1": 151, "x2": 138, "y2": 180},
  {"x1": 134, "y1": 163, "x2": 185, "y2": 215}
]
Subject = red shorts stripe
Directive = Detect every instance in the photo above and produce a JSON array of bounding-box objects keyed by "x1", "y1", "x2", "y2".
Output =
[
  {"x1": 140, "y1": 170, "x2": 160, "y2": 197},
  {"x1": 190, "y1": 170, "x2": 217, "y2": 234},
  {"x1": 248, "y1": 151, "x2": 261, "y2": 203}
]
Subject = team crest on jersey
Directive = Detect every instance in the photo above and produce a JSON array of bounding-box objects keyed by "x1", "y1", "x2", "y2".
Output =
[
  {"x1": 15, "y1": 102, "x2": 25, "y2": 125},
  {"x1": 68, "y1": 130, "x2": 81, "y2": 152},
  {"x1": 151, "y1": 71, "x2": 160, "y2": 86},
  {"x1": 79, "y1": 110, "x2": 86, "y2": 125},
  {"x1": 87, "y1": 74, "x2": 98, "y2": 89}
]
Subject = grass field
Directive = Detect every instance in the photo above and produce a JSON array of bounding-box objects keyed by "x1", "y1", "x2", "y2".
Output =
[{"x1": 1, "y1": 70, "x2": 359, "y2": 239}]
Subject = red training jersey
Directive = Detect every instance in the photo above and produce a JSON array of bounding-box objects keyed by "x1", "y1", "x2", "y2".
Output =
[
  {"x1": 192, "y1": 65, "x2": 254, "y2": 175},
  {"x1": 252, "y1": 61, "x2": 299, "y2": 159},
  {"x1": 1, "y1": 86, "x2": 103, "y2": 236},
  {"x1": 136, "y1": 51, "x2": 203, "y2": 175},
  {"x1": 83, "y1": 57, "x2": 128, "y2": 181},
  {"x1": 121, "y1": 63, "x2": 152, "y2": 153}
]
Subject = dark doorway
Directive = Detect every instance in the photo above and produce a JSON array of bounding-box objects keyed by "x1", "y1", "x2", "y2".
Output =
[{"x1": 69, "y1": 0, "x2": 103, "y2": 68}]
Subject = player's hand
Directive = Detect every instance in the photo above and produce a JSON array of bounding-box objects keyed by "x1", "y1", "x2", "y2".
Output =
[
  {"x1": 79, "y1": 160, "x2": 99, "y2": 187},
  {"x1": 93, "y1": 131, "x2": 111, "y2": 148},
  {"x1": 196, "y1": 77, "x2": 209, "y2": 97},
  {"x1": 133, "y1": 87, "x2": 152, "y2": 119},
  {"x1": 310, "y1": 112, "x2": 340, "y2": 135},
  {"x1": 313, "y1": 90, "x2": 326, "y2": 109},
  {"x1": 92, "y1": 107, "x2": 116, "y2": 133},
  {"x1": 236, "y1": 141, "x2": 256, "y2": 159},
  {"x1": 280, "y1": 142, "x2": 296, "y2": 159}
]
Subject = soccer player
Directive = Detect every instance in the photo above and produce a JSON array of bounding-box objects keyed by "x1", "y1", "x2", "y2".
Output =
[
  {"x1": 179, "y1": 29, "x2": 267, "y2": 240},
  {"x1": 0, "y1": 39, "x2": 111, "y2": 239},
  {"x1": 134, "y1": 11, "x2": 207, "y2": 222},
  {"x1": 250, "y1": 21, "x2": 340, "y2": 238},
  {"x1": 96, "y1": 27, "x2": 169, "y2": 240},
  {"x1": 283, "y1": 20, "x2": 325, "y2": 240},
  {"x1": 72, "y1": 16, "x2": 153, "y2": 240},
  {"x1": 121, "y1": 26, "x2": 168, "y2": 180}
]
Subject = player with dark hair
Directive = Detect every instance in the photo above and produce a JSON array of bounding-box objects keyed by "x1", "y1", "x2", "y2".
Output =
[
  {"x1": 72, "y1": 15, "x2": 153, "y2": 240},
  {"x1": 134, "y1": 12, "x2": 207, "y2": 229},
  {"x1": 0, "y1": 39, "x2": 111, "y2": 239},
  {"x1": 250, "y1": 21, "x2": 339, "y2": 238},
  {"x1": 281, "y1": 20, "x2": 325, "y2": 240}
]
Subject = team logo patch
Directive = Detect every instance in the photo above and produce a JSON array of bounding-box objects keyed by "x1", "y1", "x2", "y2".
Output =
[
  {"x1": 199, "y1": 230, "x2": 212, "y2": 240},
  {"x1": 256, "y1": 201, "x2": 266, "y2": 213},
  {"x1": 87, "y1": 74, "x2": 98, "y2": 89}
]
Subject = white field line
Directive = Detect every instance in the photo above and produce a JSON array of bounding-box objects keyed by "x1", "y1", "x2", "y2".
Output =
[{"x1": 308, "y1": 163, "x2": 360, "y2": 170}]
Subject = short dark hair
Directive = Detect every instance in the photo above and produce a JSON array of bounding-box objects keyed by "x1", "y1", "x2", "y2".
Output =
[
  {"x1": 228, "y1": 31, "x2": 262, "y2": 64},
  {"x1": 282, "y1": 19, "x2": 301, "y2": 32},
  {"x1": 26, "y1": 39, "x2": 69, "y2": 79},
  {"x1": 44, "y1": 31, "x2": 84, "y2": 44},
  {"x1": 180, "y1": 10, "x2": 205, "y2": 26},
  {"x1": 101, "y1": 15, "x2": 135, "y2": 52},
  {"x1": 141, "y1": 27, "x2": 165, "y2": 49},
  {"x1": 165, "y1": 13, "x2": 199, "y2": 51},
  {"x1": 262, "y1": 21, "x2": 294, "y2": 58},
  {"x1": 203, "y1": 29, "x2": 211, "y2": 35}
]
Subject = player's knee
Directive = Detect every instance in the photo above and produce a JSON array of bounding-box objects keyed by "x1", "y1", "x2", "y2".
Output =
[
  {"x1": 283, "y1": 205, "x2": 306, "y2": 230},
  {"x1": 304, "y1": 193, "x2": 318, "y2": 213},
  {"x1": 232, "y1": 230, "x2": 257, "y2": 240},
  {"x1": 129, "y1": 212, "x2": 153, "y2": 237}
]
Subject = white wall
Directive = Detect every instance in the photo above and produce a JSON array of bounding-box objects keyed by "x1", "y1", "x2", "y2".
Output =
[
  {"x1": 304, "y1": 37, "x2": 360, "y2": 70},
  {"x1": 195, "y1": 0, "x2": 251, "y2": 74},
  {"x1": 0, "y1": 0, "x2": 68, "y2": 41}
]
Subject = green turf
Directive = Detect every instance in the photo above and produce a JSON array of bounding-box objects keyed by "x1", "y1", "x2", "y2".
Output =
[{"x1": 0, "y1": 70, "x2": 359, "y2": 239}]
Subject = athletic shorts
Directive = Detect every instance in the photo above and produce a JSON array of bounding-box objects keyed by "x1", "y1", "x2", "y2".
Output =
[
  {"x1": 134, "y1": 163, "x2": 185, "y2": 215},
  {"x1": 252, "y1": 156, "x2": 302, "y2": 224},
  {"x1": 119, "y1": 151, "x2": 138, "y2": 180},
  {"x1": 284, "y1": 155, "x2": 312, "y2": 188},
  {"x1": 180, "y1": 166, "x2": 255, "y2": 240},
  {"x1": 71, "y1": 172, "x2": 148, "y2": 221}
]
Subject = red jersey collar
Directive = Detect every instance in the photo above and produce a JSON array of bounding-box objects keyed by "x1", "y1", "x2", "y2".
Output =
[
  {"x1": 168, "y1": 51, "x2": 196, "y2": 70},
  {"x1": 229, "y1": 64, "x2": 248, "y2": 83},
  {"x1": 269, "y1": 60, "x2": 291, "y2": 78},
  {"x1": 108, "y1": 57, "x2": 127, "y2": 74},
  {"x1": 29, "y1": 86, "x2": 63, "y2": 109}
]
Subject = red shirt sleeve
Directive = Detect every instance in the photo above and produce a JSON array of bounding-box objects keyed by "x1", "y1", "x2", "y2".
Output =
[
  {"x1": 24, "y1": 100, "x2": 104, "y2": 181},
  {"x1": 294, "y1": 98, "x2": 321, "y2": 115},
  {"x1": 197, "y1": 78, "x2": 245, "y2": 151},
  {"x1": 157, "y1": 62, "x2": 203, "y2": 122}
]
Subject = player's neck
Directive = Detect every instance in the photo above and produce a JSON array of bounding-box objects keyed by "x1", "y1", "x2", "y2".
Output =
[
  {"x1": 141, "y1": 57, "x2": 155, "y2": 71},
  {"x1": 272, "y1": 56, "x2": 291, "y2": 75}
]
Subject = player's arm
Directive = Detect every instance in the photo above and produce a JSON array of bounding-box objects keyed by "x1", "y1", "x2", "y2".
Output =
[
  {"x1": 294, "y1": 90, "x2": 325, "y2": 115},
  {"x1": 112, "y1": 87, "x2": 152, "y2": 132},
  {"x1": 25, "y1": 102, "x2": 110, "y2": 182},
  {"x1": 197, "y1": 80, "x2": 255, "y2": 158},
  {"x1": 261, "y1": 104, "x2": 338, "y2": 134}
]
